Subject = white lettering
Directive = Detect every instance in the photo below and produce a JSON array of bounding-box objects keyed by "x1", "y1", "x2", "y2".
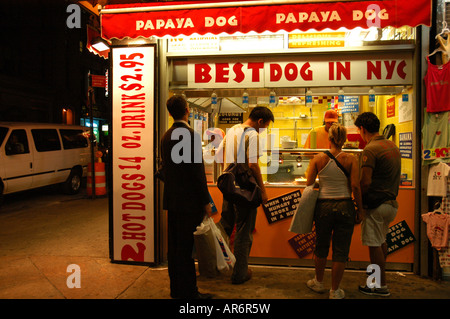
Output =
[
  {"x1": 66, "y1": 264, "x2": 81, "y2": 288},
  {"x1": 205, "y1": 16, "x2": 237, "y2": 28},
  {"x1": 276, "y1": 13, "x2": 285, "y2": 24},
  {"x1": 136, "y1": 20, "x2": 144, "y2": 30},
  {"x1": 276, "y1": 10, "x2": 341, "y2": 24},
  {"x1": 137, "y1": 18, "x2": 194, "y2": 30}
]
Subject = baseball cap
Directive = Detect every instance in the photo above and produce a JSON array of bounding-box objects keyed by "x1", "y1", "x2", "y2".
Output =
[{"x1": 324, "y1": 109, "x2": 339, "y2": 123}]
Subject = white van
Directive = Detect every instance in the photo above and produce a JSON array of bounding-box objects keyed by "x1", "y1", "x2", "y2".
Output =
[{"x1": 0, "y1": 122, "x2": 91, "y2": 202}]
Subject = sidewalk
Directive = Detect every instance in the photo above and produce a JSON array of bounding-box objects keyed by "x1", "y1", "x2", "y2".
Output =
[{"x1": 1, "y1": 191, "x2": 449, "y2": 301}]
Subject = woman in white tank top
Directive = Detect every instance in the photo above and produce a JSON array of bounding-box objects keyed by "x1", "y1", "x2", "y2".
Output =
[{"x1": 305, "y1": 123, "x2": 364, "y2": 299}]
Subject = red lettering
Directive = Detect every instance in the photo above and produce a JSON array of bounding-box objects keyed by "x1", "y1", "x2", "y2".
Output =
[
  {"x1": 121, "y1": 173, "x2": 145, "y2": 181},
  {"x1": 397, "y1": 60, "x2": 407, "y2": 79},
  {"x1": 285, "y1": 63, "x2": 297, "y2": 81},
  {"x1": 435, "y1": 148, "x2": 448, "y2": 158},
  {"x1": 301, "y1": 62, "x2": 313, "y2": 81},
  {"x1": 233, "y1": 63, "x2": 245, "y2": 83},
  {"x1": 384, "y1": 61, "x2": 396, "y2": 79},
  {"x1": 215, "y1": 63, "x2": 229, "y2": 82},
  {"x1": 122, "y1": 213, "x2": 146, "y2": 221},
  {"x1": 122, "y1": 223, "x2": 146, "y2": 231},
  {"x1": 122, "y1": 182, "x2": 146, "y2": 191},
  {"x1": 122, "y1": 192, "x2": 145, "y2": 200},
  {"x1": 367, "y1": 61, "x2": 382, "y2": 80},
  {"x1": 270, "y1": 64, "x2": 282, "y2": 82},
  {"x1": 195, "y1": 64, "x2": 212, "y2": 83},
  {"x1": 121, "y1": 115, "x2": 145, "y2": 121},
  {"x1": 247, "y1": 62, "x2": 264, "y2": 82},
  {"x1": 121, "y1": 242, "x2": 146, "y2": 261},
  {"x1": 336, "y1": 62, "x2": 350, "y2": 80},
  {"x1": 122, "y1": 202, "x2": 146, "y2": 210},
  {"x1": 121, "y1": 122, "x2": 145, "y2": 128},
  {"x1": 122, "y1": 232, "x2": 146, "y2": 240}
]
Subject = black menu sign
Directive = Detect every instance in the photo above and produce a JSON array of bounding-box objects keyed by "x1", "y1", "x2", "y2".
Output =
[{"x1": 263, "y1": 190, "x2": 301, "y2": 224}]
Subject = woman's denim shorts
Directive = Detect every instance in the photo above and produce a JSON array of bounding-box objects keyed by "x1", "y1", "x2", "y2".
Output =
[{"x1": 313, "y1": 198, "x2": 356, "y2": 262}]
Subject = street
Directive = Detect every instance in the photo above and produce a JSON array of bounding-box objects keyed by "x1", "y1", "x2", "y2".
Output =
[{"x1": 0, "y1": 185, "x2": 109, "y2": 259}]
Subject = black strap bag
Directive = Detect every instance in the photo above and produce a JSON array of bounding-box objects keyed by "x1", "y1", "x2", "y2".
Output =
[{"x1": 217, "y1": 127, "x2": 262, "y2": 208}]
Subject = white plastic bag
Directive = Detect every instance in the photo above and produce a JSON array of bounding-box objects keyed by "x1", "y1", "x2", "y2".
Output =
[
  {"x1": 194, "y1": 218, "x2": 218, "y2": 277},
  {"x1": 289, "y1": 185, "x2": 319, "y2": 234},
  {"x1": 205, "y1": 217, "x2": 236, "y2": 271}
]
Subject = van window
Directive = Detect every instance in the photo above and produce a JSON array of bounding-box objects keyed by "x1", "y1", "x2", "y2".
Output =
[
  {"x1": 31, "y1": 129, "x2": 61, "y2": 152},
  {"x1": 0, "y1": 127, "x2": 8, "y2": 147},
  {"x1": 5, "y1": 129, "x2": 30, "y2": 155},
  {"x1": 60, "y1": 129, "x2": 88, "y2": 149}
]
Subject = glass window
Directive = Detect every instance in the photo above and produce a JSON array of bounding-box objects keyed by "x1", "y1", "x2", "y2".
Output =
[
  {"x1": 31, "y1": 129, "x2": 61, "y2": 152},
  {"x1": 59, "y1": 129, "x2": 88, "y2": 149},
  {"x1": 5, "y1": 129, "x2": 30, "y2": 155}
]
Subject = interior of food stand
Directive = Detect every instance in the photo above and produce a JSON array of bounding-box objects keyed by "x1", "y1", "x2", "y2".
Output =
[{"x1": 174, "y1": 84, "x2": 413, "y2": 184}]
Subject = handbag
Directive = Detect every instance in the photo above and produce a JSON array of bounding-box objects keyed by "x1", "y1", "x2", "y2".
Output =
[
  {"x1": 217, "y1": 127, "x2": 262, "y2": 208},
  {"x1": 289, "y1": 185, "x2": 319, "y2": 234}
]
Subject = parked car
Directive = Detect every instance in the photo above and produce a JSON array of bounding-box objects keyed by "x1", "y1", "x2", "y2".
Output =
[{"x1": 0, "y1": 122, "x2": 91, "y2": 203}]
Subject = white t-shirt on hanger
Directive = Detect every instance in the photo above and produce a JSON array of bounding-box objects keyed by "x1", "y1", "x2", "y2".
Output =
[{"x1": 427, "y1": 162, "x2": 450, "y2": 197}]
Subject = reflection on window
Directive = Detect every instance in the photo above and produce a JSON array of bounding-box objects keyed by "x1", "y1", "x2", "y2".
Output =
[
  {"x1": 5, "y1": 129, "x2": 29, "y2": 155},
  {"x1": 60, "y1": 129, "x2": 88, "y2": 149}
]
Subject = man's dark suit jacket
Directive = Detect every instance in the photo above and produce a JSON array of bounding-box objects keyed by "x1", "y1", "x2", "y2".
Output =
[{"x1": 160, "y1": 121, "x2": 210, "y2": 214}]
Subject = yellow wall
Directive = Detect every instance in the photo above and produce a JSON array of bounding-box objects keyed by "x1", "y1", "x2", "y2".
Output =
[{"x1": 270, "y1": 97, "x2": 332, "y2": 147}]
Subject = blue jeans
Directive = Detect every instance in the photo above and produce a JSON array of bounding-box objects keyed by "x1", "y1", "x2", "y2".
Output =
[{"x1": 219, "y1": 199, "x2": 257, "y2": 282}]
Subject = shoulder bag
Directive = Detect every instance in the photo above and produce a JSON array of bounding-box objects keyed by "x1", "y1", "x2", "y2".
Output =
[{"x1": 217, "y1": 127, "x2": 262, "y2": 208}]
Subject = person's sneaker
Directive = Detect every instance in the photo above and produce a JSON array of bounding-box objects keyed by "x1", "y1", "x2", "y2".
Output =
[
  {"x1": 329, "y1": 288, "x2": 345, "y2": 299},
  {"x1": 306, "y1": 277, "x2": 326, "y2": 293},
  {"x1": 358, "y1": 285, "x2": 391, "y2": 297}
]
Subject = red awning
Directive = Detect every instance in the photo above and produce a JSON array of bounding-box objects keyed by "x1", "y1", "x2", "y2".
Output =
[
  {"x1": 87, "y1": 25, "x2": 110, "y2": 59},
  {"x1": 100, "y1": 0, "x2": 432, "y2": 40}
]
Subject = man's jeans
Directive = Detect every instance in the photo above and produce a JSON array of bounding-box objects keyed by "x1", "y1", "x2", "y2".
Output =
[{"x1": 219, "y1": 199, "x2": 257, "y2": 282}]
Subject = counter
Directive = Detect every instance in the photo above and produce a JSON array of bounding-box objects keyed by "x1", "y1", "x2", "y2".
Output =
[{"x1": 207, "y1": 148, "x2": 415, "y2": 271}]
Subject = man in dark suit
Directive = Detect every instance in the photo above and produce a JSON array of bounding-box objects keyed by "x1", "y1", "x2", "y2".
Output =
[{"x1": 160, "y1": 95, "x2": 212, "y2": 299}]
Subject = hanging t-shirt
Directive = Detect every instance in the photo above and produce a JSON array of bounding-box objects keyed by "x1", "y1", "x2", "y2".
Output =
[
  {"x1": 427, "y1": 162, "x2": 450, "y2": 197},
  {"x1": 422, "y1": 212, "x2": 450, "y2": 250},
  {"x1": 421, "y1": 111, "x2": 450, "y2": 165},
  {"x1": 424, "y1": 57, "x2": 450, "y2": 113}
]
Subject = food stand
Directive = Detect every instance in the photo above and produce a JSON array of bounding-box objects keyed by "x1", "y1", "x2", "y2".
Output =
[{"x1": 100, "y1": 0, "x2": 432, "y2": 271}]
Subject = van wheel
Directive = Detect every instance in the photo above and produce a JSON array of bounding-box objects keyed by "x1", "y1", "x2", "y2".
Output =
[{"x1": 63, "y1": 169, "x2": 82, "y2": 195}]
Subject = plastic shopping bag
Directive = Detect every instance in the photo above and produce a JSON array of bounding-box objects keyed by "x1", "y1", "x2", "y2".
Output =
[
  {"x1": 209, "y1": 218, "x2": 236, "y2": 271},
  {"x1": 194, "y1": 218, "x2": 218, "y2": 277},
  {"x1": 289, "y1": 185, "x2": 319, "y2": 234}
]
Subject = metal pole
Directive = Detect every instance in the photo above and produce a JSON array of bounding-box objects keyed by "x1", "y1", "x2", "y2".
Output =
[{"x1": 88, "y1": 71, "x2": 96, "y2": 199}]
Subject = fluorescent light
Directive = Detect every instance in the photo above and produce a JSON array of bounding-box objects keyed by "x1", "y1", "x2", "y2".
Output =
[{"x1": 92, "y1": 40, "x2": 109, "y2": 52}]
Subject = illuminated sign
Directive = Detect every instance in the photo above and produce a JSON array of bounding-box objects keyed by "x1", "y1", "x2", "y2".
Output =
[
  {"x1": 111, "y1": 46, "x2": 155, "y2": 264},
  {"x1": 288, "y1": 32, "x2": 346, "y2": 48}
]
